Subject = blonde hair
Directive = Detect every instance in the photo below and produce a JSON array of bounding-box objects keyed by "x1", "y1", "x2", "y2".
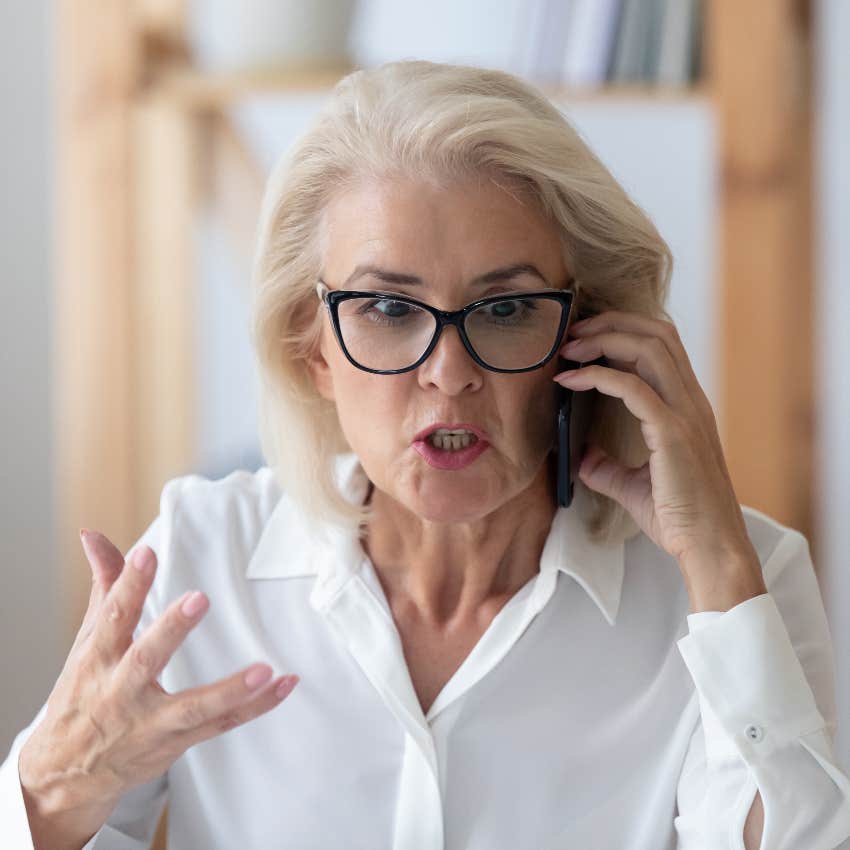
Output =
[{"x1": 250, "y1": 59, "x2": 673, "y2": 547}]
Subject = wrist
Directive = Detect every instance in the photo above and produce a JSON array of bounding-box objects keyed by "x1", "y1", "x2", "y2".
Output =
[
  {"x1": 19, "y1": 747, "x2": 117, "y2": 850},
  {"x1": 21, "y1": 779, "x2": 115, "y2": 850},
  {"x1": 680, "y1": 545, "x2": 768, "y2": 614}
]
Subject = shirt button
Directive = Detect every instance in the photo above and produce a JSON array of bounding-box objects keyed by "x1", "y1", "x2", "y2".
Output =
[{"x1": 744, "y1": 724, "x2": 764, "y2": 742}]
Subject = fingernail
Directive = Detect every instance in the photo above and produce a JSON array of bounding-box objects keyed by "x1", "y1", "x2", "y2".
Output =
[
  {"x1": 181, "y1": 590, "x2": 207, "y2": 617},
  {"x1": 80, "y1": 529, "x2": 98, "y2": 551},
  {"x1": 132, "y1": 546, "x2": 154, "y2": 572},
  {"x1": 275, "y1": 675, "x2": 300, "y2": 698},
  {"x1": 244, "y1": 664, "x2": 273, "y2": 690}
]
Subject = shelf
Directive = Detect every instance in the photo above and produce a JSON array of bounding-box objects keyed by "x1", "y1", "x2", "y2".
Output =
[
  {"x1": 141, "y1": 63, "x2": 355, "y2": 108},
  {"x1": 140, "y1": 62, "x2": 710, "y2": 111}
]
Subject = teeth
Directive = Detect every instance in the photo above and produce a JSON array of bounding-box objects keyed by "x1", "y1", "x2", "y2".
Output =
[{"x1": 427, "y1": 430, "x2": 477, "y2": 451}]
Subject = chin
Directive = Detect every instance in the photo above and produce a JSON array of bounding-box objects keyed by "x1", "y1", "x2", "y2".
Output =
[
  {"x1": 406, "y1": 478, "x2": 499, "y2": 523},
  {"x1": 411, "y1": 500, "x2": 495, "y2": 525}
]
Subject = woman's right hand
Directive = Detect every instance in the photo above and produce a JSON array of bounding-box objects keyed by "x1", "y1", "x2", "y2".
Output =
[{"x1": 18, "y1": 529, "x2": 299, "y2": 839}]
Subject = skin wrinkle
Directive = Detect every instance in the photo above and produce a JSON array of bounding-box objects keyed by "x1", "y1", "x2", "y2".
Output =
[{"x1": 307, "y1": 175, "x2": 572, "y2": 631}]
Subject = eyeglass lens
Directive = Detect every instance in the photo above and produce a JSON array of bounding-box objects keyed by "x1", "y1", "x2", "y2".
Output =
[{"x1": 336, "y1": 294, "x2": 564, "y2": 370}]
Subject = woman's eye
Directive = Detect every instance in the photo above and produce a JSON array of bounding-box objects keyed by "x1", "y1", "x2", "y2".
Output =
[
  {"x1": 484, "y1": 298, "x2": 538, "y2": 321},
  {"x1": 372, "y1": 299, "x2": 409, "y2": 317},
  {"x1": 356, "y1": 298, "x2": 415, "y2": 323},
  {"x1": 491, "y1": 301, "x2": 518, "y2": 318}
]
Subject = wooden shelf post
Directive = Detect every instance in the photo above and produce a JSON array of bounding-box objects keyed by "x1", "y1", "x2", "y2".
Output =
[{"x1": 705, "y1": 0, "x2": 815, "y2": 550}]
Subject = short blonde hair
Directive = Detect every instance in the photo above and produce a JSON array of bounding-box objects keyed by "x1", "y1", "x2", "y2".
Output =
[{"x1": 250, "y1": 59, "x2": 673, "y2": 546}]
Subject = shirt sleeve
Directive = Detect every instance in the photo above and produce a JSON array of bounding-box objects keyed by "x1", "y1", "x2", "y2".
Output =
[
  {"x1": 673, "y1": 527, "x2": 850, "y2": 849},
  {"x1": 0, "y1": 477, "x2": 186, "y2": 850}
]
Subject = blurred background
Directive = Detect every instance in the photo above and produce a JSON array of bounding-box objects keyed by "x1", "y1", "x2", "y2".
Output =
[{"x1": 1, "y1": 0, "x2": 847, "y2": 844}]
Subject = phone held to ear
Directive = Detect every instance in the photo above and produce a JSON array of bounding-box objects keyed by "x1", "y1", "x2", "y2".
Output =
[{"x1": 556, "y1": 354, "x2": 607, "y2": 508}]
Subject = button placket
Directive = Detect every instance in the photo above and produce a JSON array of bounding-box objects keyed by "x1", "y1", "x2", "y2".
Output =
[{"x1": 321, "y1": 574, "x2": 445, "y2": 850}]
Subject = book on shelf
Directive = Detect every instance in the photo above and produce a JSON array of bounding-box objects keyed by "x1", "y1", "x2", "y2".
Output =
[
  {"x1": 512, "y1": 0, "x2": 702, "y2": 90},
  {"x1": 653, "y1": 0, "x2": 702, "y2": 86},
  {"x1": 560, "y1": 0, "x2": 621, "y2": 88}
]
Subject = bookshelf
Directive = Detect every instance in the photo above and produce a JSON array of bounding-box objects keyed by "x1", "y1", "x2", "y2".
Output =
[
  {"x1": 55, "y1": 2, "x2": 814, "y2": 847},
  {"x1": 142, "y1": 63, "x2": 711, "y2": 109}
]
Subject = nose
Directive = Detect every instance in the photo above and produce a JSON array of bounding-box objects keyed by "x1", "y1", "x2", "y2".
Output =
[{"x1": 416, "y1": 323, "x2": 483, "y2": 394}]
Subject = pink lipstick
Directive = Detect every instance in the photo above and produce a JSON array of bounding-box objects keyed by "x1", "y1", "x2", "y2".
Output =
[
  {"x1": 412, "y1": 423, "x2": 491, "y2": 471},
  {"x1": 412, "y1": 438, "x2": 490, "y2": 470}
]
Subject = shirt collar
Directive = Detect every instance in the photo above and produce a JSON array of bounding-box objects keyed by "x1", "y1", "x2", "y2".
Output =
[{"x1": 246, "y1": 452, "x2": 624, "y2": 626}]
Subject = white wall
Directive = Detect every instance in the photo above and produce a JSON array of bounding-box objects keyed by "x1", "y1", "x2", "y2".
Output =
[
  {"x1": 0, "y1": 0, "x2": 61, "y2": 753},
  {"x1": 815, "y1": 0, "x2": 850, "y2": 774}
]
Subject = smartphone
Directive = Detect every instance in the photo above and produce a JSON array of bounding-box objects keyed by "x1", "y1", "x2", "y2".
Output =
[{"x1": 556, "y1": 354, "x2": 606, "y2": 507}]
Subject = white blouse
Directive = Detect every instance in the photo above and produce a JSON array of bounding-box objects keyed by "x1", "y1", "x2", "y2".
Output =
[{"x1": 3, "y1": 452, "x2": 850, "y2": 849}]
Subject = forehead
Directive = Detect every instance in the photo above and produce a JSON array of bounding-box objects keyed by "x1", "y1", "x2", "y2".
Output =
[{"x1": 319, "y1": 176, "x2": 566, "y2": 284}]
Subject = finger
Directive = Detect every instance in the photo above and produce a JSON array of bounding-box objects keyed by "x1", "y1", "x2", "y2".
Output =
[
  {"x1": 113, "y1": 589, "x2": 210, "y2": 696},
  {"x1": 561, "y1": 331, "x2": 695, "y2": 414},
  {"x1": 93, "y1": 545, "x2": 158, "y2": 666},
  {"x1": 554, "y1": 363, "x2": 682, "y2": 448},
  {"x1": 569, "y1": 311, "x2": 715, "y2": 419},
  {"x1": 581, "y1": 447, "x2": 654, "y2": 522},
  {"x1": 568, "y1": 310, "x2": 725, "y2": 465},
  {"x1": 74, "y1": 530, "x2": 133, "y2": 648},
  {"x1": 81, "y1": 529, "x2": 126, "y2": 602},
  {"x1": 159, "y1": 664, "x2": 300, "y2": 747},
  {"x1": 189, "y1": 674, "x2": 300, "y2": 746}
]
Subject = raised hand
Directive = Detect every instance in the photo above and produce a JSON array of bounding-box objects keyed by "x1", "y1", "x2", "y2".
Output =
[
  {"x1": 18, "y1": 530, "x2": 299, "y2": 847},
  {"x1": 555, "y1": 311, "x2": 767, "y2": 612}
]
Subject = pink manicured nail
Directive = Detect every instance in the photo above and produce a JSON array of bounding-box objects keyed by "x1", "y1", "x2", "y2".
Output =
[
  {"x1": 181, "y1": 591, "x2": 207, "y2": 617},
  {"x1": 276, "y1": 676, "x2": 300, "y2": 698},
  {"x1": 132, "y1": 546, "x2": 154, "y2": 572},
  {"x1": 244, "y1": 664, "x2": 273, "y2": 690}
]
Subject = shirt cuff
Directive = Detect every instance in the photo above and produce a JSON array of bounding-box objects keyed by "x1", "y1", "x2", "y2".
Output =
[
  {"x1": 677, "y1": 592, "x2": 827, "y2": 765},
  {"x1": 0, "y1": 745, "x2": 35, "y2": 850}
]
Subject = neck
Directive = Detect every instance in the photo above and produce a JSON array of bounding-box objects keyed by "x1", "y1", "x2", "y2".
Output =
[{"x1": 362, "y1": 456, "x2": 558, "y2": 629}]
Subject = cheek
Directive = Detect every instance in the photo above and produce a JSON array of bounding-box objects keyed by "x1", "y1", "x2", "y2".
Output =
[
  {"x1": 517, "y1": 379, "x2": 559, "y2": 449},
  {"x1": 332, "y1": 374, "x2": 405, "y2": 449},
  {"x1": 481, "y1": 378, "x2": 557, "y2": 459}
]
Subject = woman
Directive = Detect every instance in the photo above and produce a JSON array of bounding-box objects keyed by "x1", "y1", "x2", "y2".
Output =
[{"x1": 3, "y1": 60, "x2": 849, "y2": 850}]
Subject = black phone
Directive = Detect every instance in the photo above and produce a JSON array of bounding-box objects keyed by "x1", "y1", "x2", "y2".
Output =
[{"x1": 556, "y1": 354, "x2": 606, "y2": 507}]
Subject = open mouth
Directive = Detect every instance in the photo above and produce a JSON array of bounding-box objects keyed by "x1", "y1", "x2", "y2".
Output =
[{"x1": 426, "y1": 429, "x2": 480, "y2": 451}]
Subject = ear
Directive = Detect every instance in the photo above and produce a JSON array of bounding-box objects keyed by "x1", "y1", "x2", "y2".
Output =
[{"x1": 306, "y1": 335, "x2": 336, "y2": 402}]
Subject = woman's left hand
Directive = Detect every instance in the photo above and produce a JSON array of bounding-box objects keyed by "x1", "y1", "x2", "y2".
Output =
[{"x1": 554, "y1": 310, "x2": 768, "y2": 612}]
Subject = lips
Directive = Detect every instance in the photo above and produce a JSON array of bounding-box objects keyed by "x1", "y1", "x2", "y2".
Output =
[{"x1": 413, "y1": 422, "x2": 491, "y2": 443}]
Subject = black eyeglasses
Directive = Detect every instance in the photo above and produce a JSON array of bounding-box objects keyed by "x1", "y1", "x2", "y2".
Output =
[{"x1": 316, "y1": 279, "x2": 576, "y2": 374}]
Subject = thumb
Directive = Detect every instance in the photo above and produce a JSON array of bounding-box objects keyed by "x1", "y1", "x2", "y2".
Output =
[
  {"x1": 74, "y1": 529, "x2": 129, "y2": 647},
  {"x1": 80, "y1": 529, "x2": 126, "y2": 595},
  {"x1": 577, "y1": 443, "x2": 633, "y2": 506}
]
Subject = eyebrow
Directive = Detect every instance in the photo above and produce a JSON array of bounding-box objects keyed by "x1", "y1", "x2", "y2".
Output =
[{"x1": 342, "y1": 262, "x2": 551, "y2": 288}]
